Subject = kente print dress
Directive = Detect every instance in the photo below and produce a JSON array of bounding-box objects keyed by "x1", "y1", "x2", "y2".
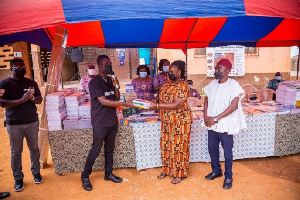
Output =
[{"x1": 159, "y1": 79, "x2": 192, "y2": 178}]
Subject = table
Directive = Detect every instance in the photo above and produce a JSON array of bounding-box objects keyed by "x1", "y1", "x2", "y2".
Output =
[
  {"x1": 48, "y1": 113, "x2": 300, "y2": 173},
  {"x1": 48, "y1": 125, "x2": 136, "y2": 174},
  {"x1": 132, "y1": 113, "x2": 276, "y2": 170}
]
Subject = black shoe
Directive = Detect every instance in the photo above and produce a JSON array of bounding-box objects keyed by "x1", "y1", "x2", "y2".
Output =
[
  {"x1": 14, "y1": 179, "x2": 24, "y2": 192},
  {"x1": 104, "y1": 174, "x2": 123, "y2": 183},
  {"x1": 0, "y1": 192, "x2": 10, "y2": 199},
  {"x1": 205, "y1": 172, "x2": 223, "y2": 180},
  {"x1": 34, "y1": 173, "x2": 43, "y2": 184},
  {"x1": 81, "y1": 178, "x2": 92, "y2": 191},
  {"x1": 223, "y1": 178, "x2": 233, "y2": 189}
]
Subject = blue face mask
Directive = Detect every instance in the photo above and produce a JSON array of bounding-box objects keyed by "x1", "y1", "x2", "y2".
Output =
[
  {"x1": 140, "y1": 72, "x2": 147, "y2": 78},
  {"x1": 163, "y1": 66, "x2": 169, "y2": 72}
]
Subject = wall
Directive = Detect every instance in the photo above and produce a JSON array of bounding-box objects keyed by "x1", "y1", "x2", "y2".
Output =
[{"x1": 157, "y1": 47, "x2": 291, "y2": 92}]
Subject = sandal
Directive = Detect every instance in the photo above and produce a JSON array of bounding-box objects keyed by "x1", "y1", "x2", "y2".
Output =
[
  {"x1": 171, "y1": 178, "x2": 182, "y2": 184},
  {"x1": 157, "y1": 172, "x2": 167, "y2": 180}
]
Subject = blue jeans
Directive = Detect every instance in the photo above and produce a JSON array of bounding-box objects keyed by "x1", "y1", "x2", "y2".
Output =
[
  {"x1": 7, "y1": 121, "x2": 40, "y2": 181},
  {"x1": 208, "y1": 130, "x2": 233, "y2": 179}
]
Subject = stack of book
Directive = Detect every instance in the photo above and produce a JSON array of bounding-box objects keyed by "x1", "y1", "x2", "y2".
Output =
[
  {"x1": 276, "y1": 81, "x2": 300, "y2": 106},
  {"x1": 65, "y1": 92, "x2": 86, "y2": 116},
  {"x1": 45, "y1": 92, "x2": 67, "y2": 131},
  {"x1": 78, "y1": 116, "x2": 92, "y2": 129},
  {"x1": 63, "y1": 116, "x2": 81, "y2": 130},
  {"x1": 78, "y1": 102, "x2": 91, "y2": 117}
]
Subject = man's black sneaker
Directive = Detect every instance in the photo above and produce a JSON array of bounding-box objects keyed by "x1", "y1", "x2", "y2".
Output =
[
  {"x1": 14, "y1": 179, "x2": 24, "y2": 192},
  {"x1": 34, "y1": 173, "x2": 43, "y2": 184}
]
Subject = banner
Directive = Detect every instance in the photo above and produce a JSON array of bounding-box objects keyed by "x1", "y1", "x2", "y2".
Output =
[{"x1": 206, "y1": 46, "x2": 245, "y2": 77}]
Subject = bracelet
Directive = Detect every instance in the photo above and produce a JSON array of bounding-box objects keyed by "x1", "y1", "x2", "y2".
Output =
[{"x1": 156, "y1": 103, "x2": 159, "y2": 110}]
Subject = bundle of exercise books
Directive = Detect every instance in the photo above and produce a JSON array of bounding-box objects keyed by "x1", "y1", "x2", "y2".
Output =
[
  {"x1": 65, "y1": 92, "x2": 86, "y2": 117},
  {"x1": 45, "y1": 92, "x2": 67, "y2": 131},
  {"x1": 78, "y1": 116, "x2": 92, "y2": 129},
  {"x1": 78, "y1": 102, "x2": 91, "y2": 117},
  {"x1": 63, "y1": 116, "x2": 81, "y2": 130}
]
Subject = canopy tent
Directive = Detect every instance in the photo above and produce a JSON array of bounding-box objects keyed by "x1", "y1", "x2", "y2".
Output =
[{"x1": 0, "y1": 0, "x2": 300, "y2": 50}]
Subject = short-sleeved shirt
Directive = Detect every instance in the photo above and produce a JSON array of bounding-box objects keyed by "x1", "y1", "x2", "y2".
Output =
[
  {"x1": 0, "y1": 77, "x2": 41, "y2": 125},
  {"x1": 153, "y1": 73, "x2": 167, "y2": 88},
  {"x1": 204, "y1": 78, "x2": 247, "y2": 135},
  {"x1": 267, "y1": 79, "x2": 284, "y2": 90},
  {"x1": 131, "y1": 78, "x2": 155, "y2": 101},
  {"x1": 89, "y1": 75, "x2": 118, "y2": 128}
]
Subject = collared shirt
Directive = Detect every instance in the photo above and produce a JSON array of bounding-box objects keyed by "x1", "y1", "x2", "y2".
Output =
[{"x1": 203, "y1": 78, "x2": 247, "y2": 135}]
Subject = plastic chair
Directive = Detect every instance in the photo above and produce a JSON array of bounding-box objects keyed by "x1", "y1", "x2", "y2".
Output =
[
  {"x1": 256, "y1": 88, "x2": 275, "y2": 102},
  {"x1": 241, "y1": 84, "x2": 258, "y2": 103}
]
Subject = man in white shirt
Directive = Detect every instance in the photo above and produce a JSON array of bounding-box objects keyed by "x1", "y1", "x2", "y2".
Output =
[{"x1": 203, "y1": 59, "x2": 246, "y2": 189}]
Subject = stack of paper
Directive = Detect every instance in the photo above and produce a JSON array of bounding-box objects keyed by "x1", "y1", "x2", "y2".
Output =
[
  {"x1": 276, "y1": 81, "x2": 300, "y2": 106},
  {"x1": 78, "y1": 102, "x2": 91, "y2": 117},
  {"x1": 78, "y1": 116, "x2": 92, "y2": 129},
  {"x1": 45, "y1": 92, "x2": 67, "y2": 131},
  {"x1": 63, "y1": 116, "x2": 81, "y2": 130},
  {"x1": 65, "y1": 92, "x2": 86, "y2": 116}
]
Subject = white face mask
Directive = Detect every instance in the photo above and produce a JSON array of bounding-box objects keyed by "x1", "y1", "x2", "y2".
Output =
[
  {"x1": 188, "y1": 85, "x2": 192, "y2": 89},
  {"x1": 88, "y1": 69, "x2": 96, "y2": 75},
  {"x1": 275, "y1": 76, "x2": 282, "y2": 80},
  {"x1": 163, "y1": 66, "x2": 169, "y2": 72}
]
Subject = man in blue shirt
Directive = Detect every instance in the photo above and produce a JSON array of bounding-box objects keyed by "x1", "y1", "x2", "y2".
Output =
[{"x1": 267, "y1": 72, "x2": 284, "y2": 91}]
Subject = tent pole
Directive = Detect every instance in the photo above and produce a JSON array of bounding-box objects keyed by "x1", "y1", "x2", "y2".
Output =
[
  {"x1": 185, "y1": 18, "x2": 198, "y2": 79},
  {"x1": 38, "y1": 27, "x2": 68, "y2": 168},
  {"x1": 297, "y1": 44, "x2": 300, "y2": 80}
]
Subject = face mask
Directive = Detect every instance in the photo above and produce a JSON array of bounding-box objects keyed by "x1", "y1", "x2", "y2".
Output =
[
  {"x1": 105, "y1": 65, "x2": 112, "y2": 74},
  {"x1": 87, "y1": 69, "x2": 96, "y2": 75},
  {"x1": 275, "y1": 76, "x2": 282, "y2": 80},
  {"x1": 140, "y1": 72, "x2": 147, "y2": 78},
  {"x1": 214, "y1": 72, "x2": 224, "y2": 80},
  {"x1": 14, "y1": 68, "x2": 26, "y2": 79},
  {"x1": 169, "y1": 73, "x2": 177, "y2": 81},
  {"x1": 188, "y1": 85, "x2": 192, "y2": 89},
  {"x1": 163, "y1": 66, "x2": 169, "y2": 72}
]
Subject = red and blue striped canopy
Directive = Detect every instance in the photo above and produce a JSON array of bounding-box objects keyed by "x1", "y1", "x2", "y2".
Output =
[{"x1": 0, "y1": 0, "x2": 299, "y2": 50}]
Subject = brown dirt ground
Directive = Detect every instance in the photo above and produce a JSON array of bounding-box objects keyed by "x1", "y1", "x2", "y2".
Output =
[{"x1": 0, "y1": 83, "x2": 299, "y2": 200}]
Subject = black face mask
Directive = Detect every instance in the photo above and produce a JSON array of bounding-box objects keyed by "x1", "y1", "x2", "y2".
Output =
[
  {"x1": 105, "y1": 65, "x2": 112, "y2": 74},
  {"x1": 14, "y1": 69, "x2": 26, "y2": 79},
  {"x1": 214, "y1": 72, "x2": 224, "y2": 80},
  {"x1": 169, "y1": 73, "x2": 177, "y2": 81}
]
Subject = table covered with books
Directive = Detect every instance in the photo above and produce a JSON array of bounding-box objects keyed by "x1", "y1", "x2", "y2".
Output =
[{"x1": 46, "y1": 81, "x2": 300, "y2": 174}]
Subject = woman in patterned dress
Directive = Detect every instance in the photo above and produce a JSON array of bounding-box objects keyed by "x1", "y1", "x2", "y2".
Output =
[
  {"x1": 148, "y1": 60, "x2": 192, "y2": 184},
  {"x1": 131, "y1": 65, "x2": 155, "y2": 101},
  {"x1": 153, "y1": 59, "x2": 170, "y2": 92}
]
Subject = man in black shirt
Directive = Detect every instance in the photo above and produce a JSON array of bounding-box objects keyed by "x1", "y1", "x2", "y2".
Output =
[
  {"x1": 0, "y1": 59, "x2": 43, "y2": 192},
  {"x1": 81, "y1": 55, "x2": 134, "y2": 191}
]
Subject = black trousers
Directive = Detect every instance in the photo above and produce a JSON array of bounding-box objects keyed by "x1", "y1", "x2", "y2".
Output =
[{"x1": 81, "y1": 125, "x2": 118, "y2": 178}]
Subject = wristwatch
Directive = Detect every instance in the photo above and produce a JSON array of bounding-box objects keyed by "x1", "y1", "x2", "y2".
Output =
[{"x1": 213, "y1": 117, "x2": 218, "y2": 123}]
